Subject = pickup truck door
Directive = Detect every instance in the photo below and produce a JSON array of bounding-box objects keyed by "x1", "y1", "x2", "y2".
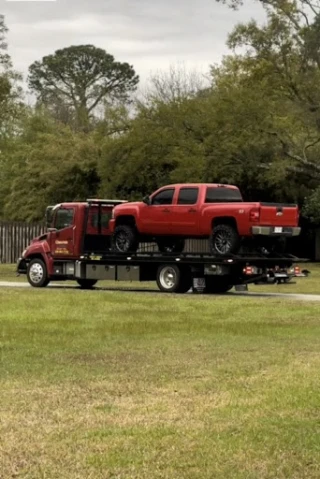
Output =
[
  {"x1": 139, "y1": 188, "x2": 174, "y2": 234},
  {"x1": 49, "y1": 207, "x2": 75, "y2": 257},
  {"x1": 170, "y1": 187, "x2": 200, "y2": 235}
]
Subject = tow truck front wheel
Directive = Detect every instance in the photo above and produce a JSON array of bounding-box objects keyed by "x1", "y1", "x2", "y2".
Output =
[
  {"x1": 156, "y1": 264, "x2": 192, "y2": 293},
  {"x1": 27, "y1": 258, "x2": 50, "y2": 288}
]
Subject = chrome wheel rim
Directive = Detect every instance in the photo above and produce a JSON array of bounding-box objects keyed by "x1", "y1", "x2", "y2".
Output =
[
  {"x1": 214, "y1": 232, "x2": 232, "y2": 254},
  {"x1": 159, "y1": 267, "x2": 177, "y2": 289},
  {"x1": 29, "y1": 263, "x2": 44, "y2": 284},
  {"x1": 116, "y1": 232, "x2": 130, "y2": 252}
]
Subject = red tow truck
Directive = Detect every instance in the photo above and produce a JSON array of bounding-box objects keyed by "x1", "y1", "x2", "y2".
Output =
[{"x1": 17, "y1": 198, "x2": 307, "y2": 293}]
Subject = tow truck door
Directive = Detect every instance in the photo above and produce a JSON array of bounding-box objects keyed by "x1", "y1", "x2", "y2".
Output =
[{"x1": 49, "y1": 206, "x2": 75, "y2": 257}]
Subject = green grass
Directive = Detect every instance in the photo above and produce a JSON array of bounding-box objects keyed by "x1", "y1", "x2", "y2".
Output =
[{"x1": 1, "y1": 286, "x2": 320, "y2": 478}]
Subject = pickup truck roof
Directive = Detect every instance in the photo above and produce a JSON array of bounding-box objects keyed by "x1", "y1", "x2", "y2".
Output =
[{"x1": 159, "y1": 183, "x2": 239, "y2": 189}]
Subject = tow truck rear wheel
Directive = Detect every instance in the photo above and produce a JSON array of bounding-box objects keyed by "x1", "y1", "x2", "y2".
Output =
[
  {"x1": 27, "y1": 258, "x2": 50, "y2": 288},
  {"x1": 205, "y1": 277, "x2": 233, "y2": 294},
  {"x1": 76, "y1": 279, "x2": 97, "y2": 289},
  {"x1": 156, "y1": 264, "x2": 192, "y2": 293}
]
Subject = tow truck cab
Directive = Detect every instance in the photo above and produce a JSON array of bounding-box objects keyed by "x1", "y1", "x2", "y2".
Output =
[{"x1": 17, "y1": 199, "x2": 127, "y2": 285}]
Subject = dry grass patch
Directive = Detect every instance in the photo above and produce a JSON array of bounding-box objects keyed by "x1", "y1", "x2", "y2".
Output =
[{"x1": 1, "y1": 287, "x2": 320, "y2": 478}]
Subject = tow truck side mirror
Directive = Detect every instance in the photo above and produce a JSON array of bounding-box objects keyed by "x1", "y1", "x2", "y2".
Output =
[{"x1": 143, "y1": 195, "x2": 151, "y2": 205}]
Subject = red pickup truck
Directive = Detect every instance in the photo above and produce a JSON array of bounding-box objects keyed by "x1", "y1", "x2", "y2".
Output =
[{"x1": 109, "y1": 183, "x2": 301, "y2": 254}]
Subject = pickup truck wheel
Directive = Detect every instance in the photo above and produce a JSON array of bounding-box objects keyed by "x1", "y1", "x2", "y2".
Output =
[
  {"x1": 210, "y1": 224, "x2": 240, "y2": 255},
  {"x1": 112, "y1": 225, "x2": 138, "y2": 253},
  {"x1": 76, "y1": 279, "x2": 97, "y2": 289},
  {"x1": 156, "y1": 264, "x2": 191, "y2": 293},
  {"x1": 27, "y1": 258, "x2": 50, "y2": 288},
  {"x1": 205, "y1": 277, "x2": 233, "y2": 294},
  {"x1": 157, "y1": 239, "x2": 185, "y2": 253}
]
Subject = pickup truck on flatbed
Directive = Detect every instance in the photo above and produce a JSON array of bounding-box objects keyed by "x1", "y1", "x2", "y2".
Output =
[{"x1": 109, "y1": 183, "x2": 301, "y2": 254}]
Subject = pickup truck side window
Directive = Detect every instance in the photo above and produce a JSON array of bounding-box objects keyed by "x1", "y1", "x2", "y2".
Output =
[
  {"x1": 178, "y1": 188, "x2": 199, "y2": 205},
  {"x1": 54, "y1": 208, "x2": 74, "y2": 230},
  {"x1": 151, "y1": 188, "x2": 174, "y2": 205},
  {"x1": 205, "y1": 187, "x2": 243, "y2": 203}
]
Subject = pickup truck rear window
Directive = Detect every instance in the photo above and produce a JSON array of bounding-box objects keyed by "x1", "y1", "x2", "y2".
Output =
[
  {"x1": 205, "y1": 187, "x2": 243, "y2": 203},
  {"x1": 178, "y1": 188, "x2": 199, "y2": 205}
]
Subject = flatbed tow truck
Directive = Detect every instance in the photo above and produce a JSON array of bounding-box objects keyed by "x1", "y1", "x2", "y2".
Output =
[{"x1": 17, "y1": 199, "x2": 308, "y2": 293}]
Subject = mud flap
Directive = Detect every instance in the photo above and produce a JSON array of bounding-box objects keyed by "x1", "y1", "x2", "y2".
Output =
[
  {"x1": 192, "y1": 277, "x2": 206, "y2": 293},
  {"x1": 235, "y1": 284, "x2": 248, "y2": 292}
]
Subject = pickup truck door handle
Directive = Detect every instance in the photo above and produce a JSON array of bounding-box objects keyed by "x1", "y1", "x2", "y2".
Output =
[
  {"x1": 162, "y1": 208, "x2": 170, "y2": 213},
  {"x1": 188, "y1": 208, "x2": 197, "y2": 213}
]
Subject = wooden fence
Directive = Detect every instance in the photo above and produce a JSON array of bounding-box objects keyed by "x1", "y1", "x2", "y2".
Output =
[
  {"x1": 0, "y1": 221, "x2": 210, "y2": 264},
  {"x1": 0, "y1": 221, "x2": 46, "y2": 264}
]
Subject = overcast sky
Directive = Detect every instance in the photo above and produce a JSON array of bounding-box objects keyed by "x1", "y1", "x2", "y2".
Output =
[{"x1": 2, "y1": 0, "x2": 265, "y2": 90}]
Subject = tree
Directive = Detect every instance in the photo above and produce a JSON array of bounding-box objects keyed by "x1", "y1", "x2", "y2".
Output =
[
  {"x1": 2, "y1": 110, "x2": 101, "y2": 221},
  {"x1": 214, "y1": 0, "x2": 320, "y2": 181},
  {"x1": 0, "y1": 16, "x2": 25, "y2": 219},
  {"x1": 139, "y1": 63, "x2": 207, "y2": 105},
  {"x1": 28, "y1": 45, "x2": 139, "y2": 131},
  {"x1": 0, "y1": 15, "x2": 22, "y2": 129}
]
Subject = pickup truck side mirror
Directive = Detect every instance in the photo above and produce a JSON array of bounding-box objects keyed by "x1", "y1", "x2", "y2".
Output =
[{"x1": 143, "y1": 195, "x2": 151, "y2": 205}]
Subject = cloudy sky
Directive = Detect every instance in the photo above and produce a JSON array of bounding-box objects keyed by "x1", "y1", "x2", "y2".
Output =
[{"x1": 2, "y1": 0, "x2": 265, "y2": 89}]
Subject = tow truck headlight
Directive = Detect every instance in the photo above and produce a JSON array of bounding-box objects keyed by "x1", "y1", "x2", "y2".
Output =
[{"x1": 21, "y1": 249, "x2": 27, "y2": 258}]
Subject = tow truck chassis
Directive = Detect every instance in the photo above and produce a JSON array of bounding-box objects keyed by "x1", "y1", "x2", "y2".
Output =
[{"x1": 19, "y1": 251, "x2": 306, "y2": 293}]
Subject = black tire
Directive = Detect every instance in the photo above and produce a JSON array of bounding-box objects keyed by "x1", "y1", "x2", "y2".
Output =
[
  {"x1": 205, "y1": 277, "x2": 233, "y2": 294},
  {"x1": 210, "y1": 224, "x2": 240, "y2": 255},
  {"x1": 157, "y1": 239, "x2": 185, "y2": 253},
  {"x1": 112, "y1": 225, "x2": 139, "y2": 253},
  {"x1": 27, "y1": 258, "x2": 50, "y2": 288},
  {"x1": 156, "y1": 264, "x2": 192, "y2": 293},
  {"x1": 76, "y1": 279, "x2": 97, "y2": 289}
]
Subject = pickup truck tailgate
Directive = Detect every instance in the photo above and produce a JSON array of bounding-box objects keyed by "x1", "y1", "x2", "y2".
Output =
[{"x1": 259, "y1": 203, "x2": 299, "y2": 226}]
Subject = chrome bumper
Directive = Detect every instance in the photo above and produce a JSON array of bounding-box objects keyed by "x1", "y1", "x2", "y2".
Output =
[{"x1": 251, "y1": 226, "x2": 301, "y2": 236}]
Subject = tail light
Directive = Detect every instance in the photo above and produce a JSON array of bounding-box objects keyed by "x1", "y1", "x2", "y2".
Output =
[
  {"x1": 294, "y1": 266, "x2": 300, "y2": 275},
  {"x1": 243, "y1": 266, "x2": 258, "y2": 275},
  {"x1": 243, "y1": 266, "x2": 253, "y2": 275},
  {"x1": 249, "y1": 207, "x2": 260, "y2": 223}
]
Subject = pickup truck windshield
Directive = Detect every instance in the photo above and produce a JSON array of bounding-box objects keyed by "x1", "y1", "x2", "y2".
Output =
[{"x1": 205, "y1": 187, "x2": 243, "y2": 203}]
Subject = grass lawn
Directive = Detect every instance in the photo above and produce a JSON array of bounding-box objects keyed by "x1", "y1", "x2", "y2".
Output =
[{"x1": 1, "y1": 285, "x2": 320, "y2": 478}]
